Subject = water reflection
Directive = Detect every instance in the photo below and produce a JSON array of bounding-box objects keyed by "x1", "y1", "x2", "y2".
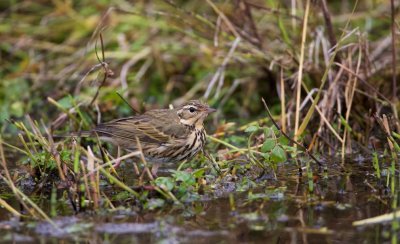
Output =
[{"x1": 0, "y1": 159, "x2": 397, "y2": 243}]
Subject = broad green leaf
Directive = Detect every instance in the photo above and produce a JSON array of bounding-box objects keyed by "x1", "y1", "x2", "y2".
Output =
[
  {"x1": 0, "y1": 103, "x2": 10, "y2": 122},
  {"x1": 245, "y1": 125, "x2": 259, "y2": 133},
  {"x1": 10, "y1": 101, "x2": 24, "y2": 117},
  {"x1": 145, "y1": 198, "x2": 165, "y2": 210},
  {"x1": 261, "y1": 138, "x2": 275, "y2": 152},
  {"x1": 271, "y1": 146, "x2": 287, "y2": 163},
  {"x1": 271, "y1": 126, "x2": 280, "y2": 135},
  {"x1": 264, "y1": 127, "x2": 273, "y2": 137},
  {"x1": 154, "y1": 177, "x2": 174, "y2": 191},
  {"x1": 278, "y1": 136, "x2": 289, "y2": 145},
  {"x1": 192, "y1": 168, "x2": 205, "y2": 178},
  {"x1": 261, "y1": 152, "x2": 270, "y2": 160},
  {"x1": 172, "y1": 171, "x2": 195, "y2": 185},
  {"x1": 113, "y1": 191, "x2": 131, "y2": 201},
  {"x1": 57, "y1": 96, "x2": 73, "y2": 109}
]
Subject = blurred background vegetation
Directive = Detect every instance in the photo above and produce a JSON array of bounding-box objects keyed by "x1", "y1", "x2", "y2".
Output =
[{"x1": 0, "y1": 0, "x2": 398, "y2": 153}]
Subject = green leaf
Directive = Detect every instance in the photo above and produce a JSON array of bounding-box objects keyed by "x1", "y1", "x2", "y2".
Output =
[
  {"x1": 245, "y1": 125, "x2": 259, "y2": 133},
  {"x1": 10, "y1": 101, "x2": 24, "y2": 117},
  {"x1": 261, "y1": 138, "x2": 275, "y2": 152},
  {"x1": 261, "y1": 152, "x2": 270, "y2": 160},
  {"x1": 227, "y1": 135, "x2": 247, "y2": 144},
  {"x1": 60, "y1": 150, "x2": 71, "y2": 162},
  {"x1": 0, "y1": 103, "x2": 10, "y2": 122},
  {"x1": 57, "y1": 96, "x2": 73, "y2": 109},
  {"x1": 113, "y1": 191, "x2": 131, "y2": 201},
  {"x1": 271, "y1": 146, "x2": 287, "y2": 163},
  {"x1": 264, "y1": 127, "x2": 273, "y2": 137},
  {"x1": 192, "y1": 168, "x2": 205, "y2": 178},
  {"x1": 271, "y1": 126, "x2": 280, "y2": 135},
  {"x1": 393, "y1": 131, "x2": 400, "y2": 140},
  {"x1": 154, "y1": 177, "x2": 174, "y2": 191},
  {"x1": 172, "y1": 171, "x2": 195, "y2": 185},
  {"x1": 278, "y1": 136, "x2": 289, "y2": 146},
  {"x1": 339, "y1": 115, "x2": 352, "y2": 132},
  {"x1": 145, "y1": 198, "x2": 165, "y2": 210}
]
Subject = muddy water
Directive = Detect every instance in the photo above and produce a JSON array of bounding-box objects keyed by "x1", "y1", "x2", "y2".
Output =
[{"x1": 0, "y1": 158, "x2": 397, "y2": 243}]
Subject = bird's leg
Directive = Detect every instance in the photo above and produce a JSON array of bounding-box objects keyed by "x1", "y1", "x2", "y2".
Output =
[
  {"x1": 203, "y1": 150, "x2": 221, "y2": 174},
  {"x1": 138, "y1": 168, "x2": 146, "y2": 185},
  {"x1": 151, "y1": 163, "x2": 161, "y2": 178},
  {"x1": 139, "y1": 166, "x2": 155, "y2": 184},
  {"x1": 112, "y1": 146, "x2": 123, "y2": 169},
  {"x1": 132, "y1": 161, "x2": 140, "y2": 175}
]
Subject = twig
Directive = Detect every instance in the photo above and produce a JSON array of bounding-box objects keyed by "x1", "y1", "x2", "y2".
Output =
[
  {"x1": 238, "y1": 0, "x2": 262, "y2": 48},
  {"x1": 296, "y1": 1, "x2": 360, "y2": 137},
  {"x1": 117, "y1": 92, "x2": 139, "y2": 114},
  {"x1": 353, "y1": 209, "x2": 400, "y2": 226},
  {"x1": 205, "y1": 0, "x2": 240, "y2": 38},
  {"x1": 89, "y1": 33, "x2": 114, "y2": 107},
  {"x1": 261, "y1": 98, "x2": 322, "y2": 167},
  {"x1": 390, "y1": 0, "x2": 399, "y2": 133},
  {"x1": 84, "y1": 150, "x2": 142, "y2": 177},
  {"x1": 294, "y1": 0, "x2": 310, "y2": 141},
  {"x1": 335, "y1": 62, "x2": 391, "y2": 104},
  {"x1": 204, "y1": 36, "x2": 241, "y2": 99},
  {"x1": 320, "y1": 0, "x2": 340, "y2": 63},
  {"x1": 390, "y1": 0, "x2": 397, "y2": 101}
]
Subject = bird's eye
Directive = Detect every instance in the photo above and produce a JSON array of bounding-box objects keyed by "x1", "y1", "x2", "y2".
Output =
[{"x1": 189, "y1": 107, "x2": 196, "y2": 113}]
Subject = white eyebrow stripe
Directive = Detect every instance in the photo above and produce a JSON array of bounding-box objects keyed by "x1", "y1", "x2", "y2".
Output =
[{"x1": 183, "y1": 105, "x2": 196, "y2": 109}]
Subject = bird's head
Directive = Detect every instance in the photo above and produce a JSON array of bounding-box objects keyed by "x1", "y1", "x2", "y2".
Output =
[{"x1": 177, "y1": 100, "x2": 216, "y2": 127}]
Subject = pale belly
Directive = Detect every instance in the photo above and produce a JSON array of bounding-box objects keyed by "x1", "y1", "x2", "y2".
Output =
[{"x1": 143, "y1": 128, "x2": 206, "y2": 164}]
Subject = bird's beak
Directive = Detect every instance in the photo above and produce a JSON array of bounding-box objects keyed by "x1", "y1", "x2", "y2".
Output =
[{"x1": 206, "y1": 107, "x2": 217, "y2": 114}]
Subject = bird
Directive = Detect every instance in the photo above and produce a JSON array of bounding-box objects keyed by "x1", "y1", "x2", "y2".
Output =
[{"x1": 79, "y1": 100, "x2": 216, "y2": 174}]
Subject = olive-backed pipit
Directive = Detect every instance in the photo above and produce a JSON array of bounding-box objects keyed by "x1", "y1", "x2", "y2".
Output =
[{"x1": 77, "y1": 100, "x2": 215, "y2": 174}]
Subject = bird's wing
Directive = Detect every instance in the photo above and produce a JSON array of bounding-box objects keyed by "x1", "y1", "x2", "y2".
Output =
[
  {"x1": 144, "y1": 109, "x2": 191, "y2": 139},
  {"x1": 92, "y1": 110, "x2": 189, "y2": 146}
]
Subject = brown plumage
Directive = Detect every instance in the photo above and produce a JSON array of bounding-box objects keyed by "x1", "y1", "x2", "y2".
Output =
[{"x1": 87, "y1": 100, "x2": 216, "y2": 164}]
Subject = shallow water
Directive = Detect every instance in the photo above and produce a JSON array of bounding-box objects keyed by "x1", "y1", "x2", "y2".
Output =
[{"x1": 0, "y1": 157, "x2": 398, "y2": 243}]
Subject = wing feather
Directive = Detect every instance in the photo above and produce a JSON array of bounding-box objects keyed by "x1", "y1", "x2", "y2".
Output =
[{"x1": 92, "y1": 109, "x2": 190, "y2": 149}]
